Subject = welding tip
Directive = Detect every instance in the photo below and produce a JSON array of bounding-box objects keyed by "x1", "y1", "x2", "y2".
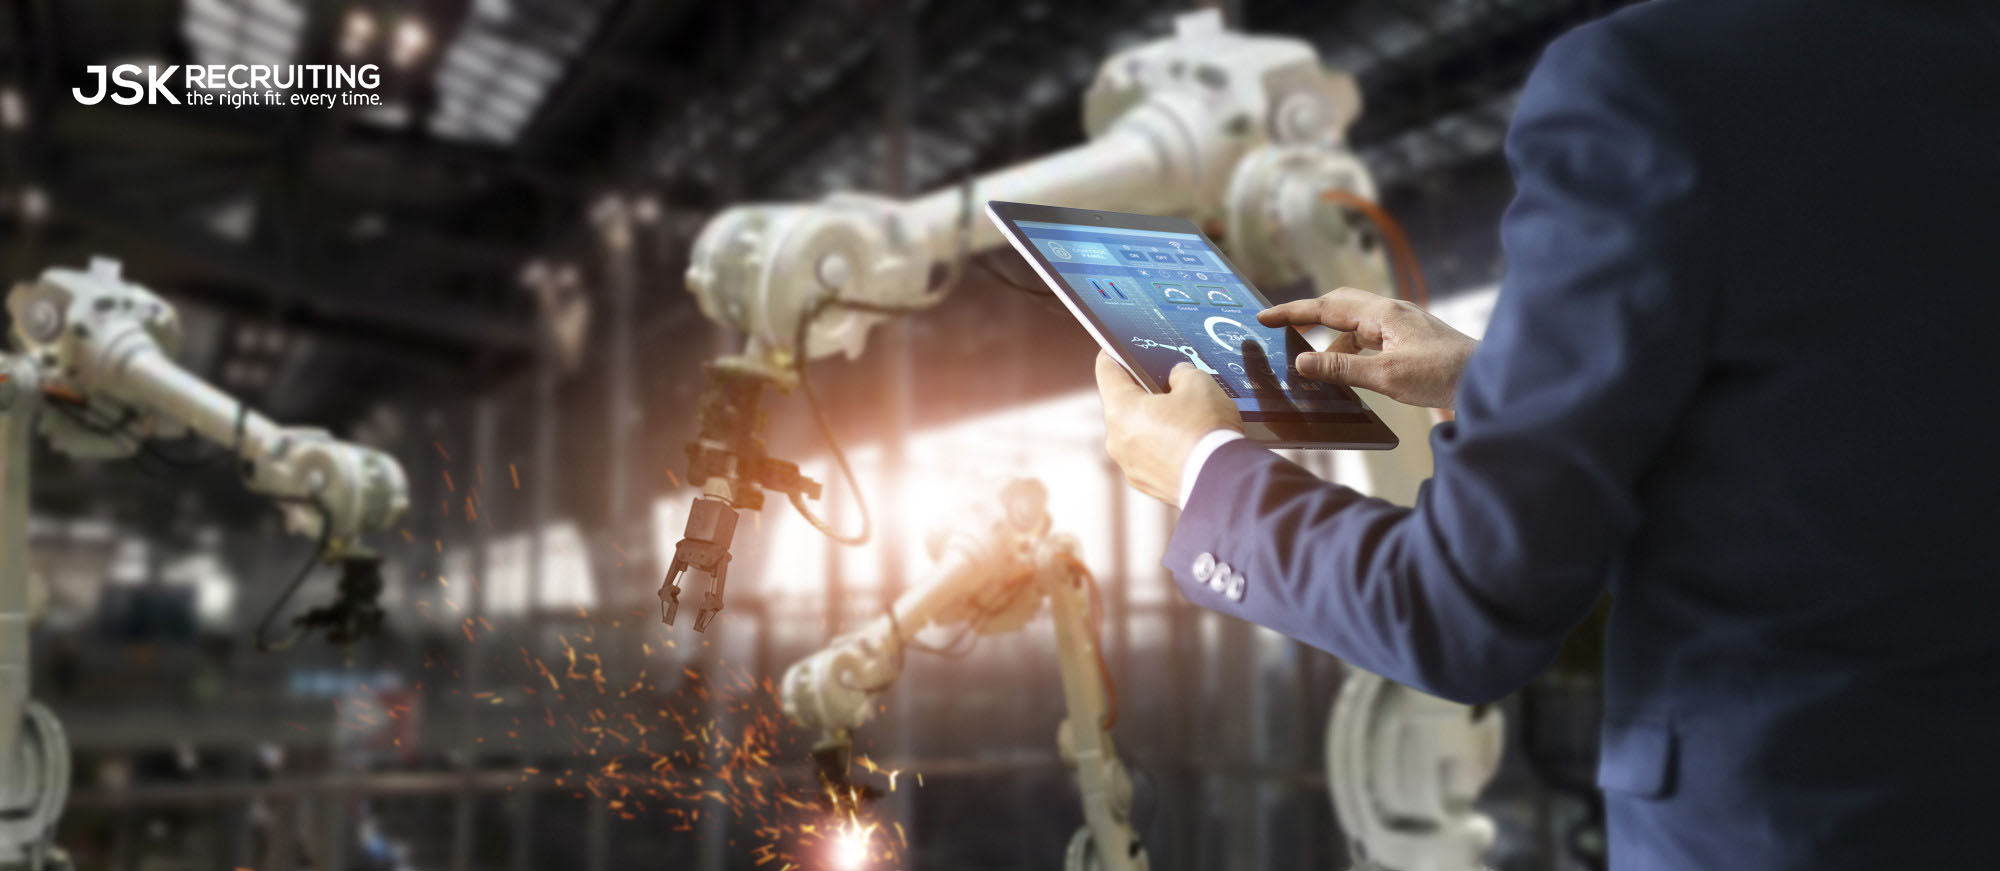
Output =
[{"x1": 693, "y1": 607, "x2": 718, "y2": 633}]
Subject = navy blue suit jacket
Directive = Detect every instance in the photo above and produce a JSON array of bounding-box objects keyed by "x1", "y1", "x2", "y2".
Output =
[{"x1": 1166, "y1": 2, "x2": 2000, "y2": 868}]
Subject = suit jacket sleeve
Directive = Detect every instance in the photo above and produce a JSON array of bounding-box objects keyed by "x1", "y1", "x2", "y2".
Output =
[{"x1": 1163, "y1": 19, "x2": 1714, "y2": 704}]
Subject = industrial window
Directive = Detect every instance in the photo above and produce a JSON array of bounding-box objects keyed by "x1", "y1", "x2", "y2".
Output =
[
  {"x1": 183, "y1": 0, "x2": 305, "y2": 73},
  {"x1": 653, "y1": 389, "x2": 1175, "y2": 647},
  {"x1": 432, "y1": 520, "x2": 596, "y2": 621},
  {"x1": 427, "y1": 0, "x2": 613, "y2": 144}
]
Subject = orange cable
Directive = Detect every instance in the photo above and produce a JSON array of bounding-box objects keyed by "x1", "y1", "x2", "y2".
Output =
[
  {"x1": 42, "y1": 384, "x2": 83, "y2": 404},
  {"x1": 1320, "y1": 189, "x2": 1431, "y2": 311},
  {"x1": 1320, "y1": 189, "x2": 1458, "y2": 422}
]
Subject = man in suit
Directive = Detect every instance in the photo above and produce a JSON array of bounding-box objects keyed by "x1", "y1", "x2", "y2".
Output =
[{"x1": 1095, "y1": 1, "x2": 2000, "y2": 868}]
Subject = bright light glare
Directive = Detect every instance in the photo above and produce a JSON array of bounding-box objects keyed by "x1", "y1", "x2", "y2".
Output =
[
  {"x1": 391, "y1": 16, "x2": 430, "y2": 66},
  {"x1": 340, "y1": 8, "x2": 375, "y2": 57},
  {"x1": 831, "y1": 820, "x2": 871, "y2": 869}
]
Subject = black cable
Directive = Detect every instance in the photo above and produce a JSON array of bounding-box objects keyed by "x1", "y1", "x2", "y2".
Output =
[
  {"x1": 786, "y1": 174, "x2": 976, "y2": 546},
  {"x1": 139, "y1": 406, "x2": 245, "y2": 473},
  {"x1": 137, "y1": 402, "x2": 245, "y2": 474},
  {"x1": 45, "y1": 394, "x2": 243, "y2": 477},
  {"x1": 220, "y1": 403, "x2": 338, "y2": 654},
  {"x1": 973, "y1": 252, "x2": 1062, "y2": 305},
  {"x1": 253, "y1": 496, "x2": 330, "y2": 653},
  {"x1": 787, "y1": 364, "x2": 872, "y2": 546},
  {"x1": 50, "y1": 390, "x2": 335, "y2": 653},
  {"x1": 233, "y1": 402, "x2": 247, "y2": 461},
  {"x1": 46, "y1": 398, "x2": 188, "y2": 479}
]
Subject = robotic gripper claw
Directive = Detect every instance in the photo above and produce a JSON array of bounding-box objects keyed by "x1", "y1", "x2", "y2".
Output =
[{"x1": 659, "y1": 496, "x2": 738, "y2": 632}]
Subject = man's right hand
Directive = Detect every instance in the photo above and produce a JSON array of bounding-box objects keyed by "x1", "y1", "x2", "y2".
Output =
[{"x1": 1258, "y1": 287, "x2": 1478, "y2": 410}]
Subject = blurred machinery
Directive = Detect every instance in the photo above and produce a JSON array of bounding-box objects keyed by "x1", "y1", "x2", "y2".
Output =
[
  {"x1": 0, "y1": 258, "x2": 410, "y2": 869},
  {"x1": 1330, "y1": 674, "x2": 1504, "y2": 871},
  {"x1": 775, "y1": 481, "x2": 1504, "y2": 871},
  {"x1": 663, "y1": 10, "x2": 1500, "y2": 870},
  {"x1": 781, "y1": 478, "x2": 1143, "y2": 871},
  {"x1": 664, "y1": 6, "x2": 1411, "y2": 613}
]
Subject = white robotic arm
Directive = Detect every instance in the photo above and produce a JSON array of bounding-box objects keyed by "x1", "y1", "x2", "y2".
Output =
[
  {"x1": 661, "y1": 10, "x2": 1401, "y2": 631},
  {"x1": 674, "y1": 12, "x2": 1496, "y2": 871},
  {"x1": 5, "y1": 258, "x2": 408, "y2": 547},
  {"x1": 0, "y1": 257, "x2": 411, "y2": 869},
  {"x1": 780, "y1": 479, "x2": 1145, "y2": 871},
  {"x1": 683, "y1": 10, "x2": 1368, "y2": 370}
]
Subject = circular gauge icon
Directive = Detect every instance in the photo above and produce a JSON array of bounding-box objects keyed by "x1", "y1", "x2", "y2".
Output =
[
  {"x1": 1204, "y1": 316, "x2": 1267, "y2": 356},
  {"x1": 1227, "y1": 362, "x2": 1245, "y2": 375}
]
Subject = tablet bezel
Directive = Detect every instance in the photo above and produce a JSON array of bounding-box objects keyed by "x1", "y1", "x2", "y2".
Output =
[{"x1": 986, "y1": 200, "x2": 1400, "y2": 451}]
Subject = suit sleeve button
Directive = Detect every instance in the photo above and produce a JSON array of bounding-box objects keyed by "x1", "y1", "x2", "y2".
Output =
[{"x1": 1192, "y1": 552, "x2": 1216, "y2": 582}]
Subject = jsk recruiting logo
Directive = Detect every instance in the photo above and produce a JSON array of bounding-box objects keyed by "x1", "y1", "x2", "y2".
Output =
[{"x1": 72, "y1": 63, "x2": 383, "y2": 109}]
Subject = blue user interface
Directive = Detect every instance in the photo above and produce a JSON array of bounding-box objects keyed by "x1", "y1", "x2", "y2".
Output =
[{"x1": 1017, "y1": 220, "x2": 1363, "y2": 417}]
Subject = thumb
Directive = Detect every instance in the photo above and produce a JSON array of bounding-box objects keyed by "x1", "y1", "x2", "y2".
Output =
[
  {"x1": 1168, "y1": 362, "x2": 1210, "y2": 392},
  {"x1": 1296, "y1": 350, "x2": 1390, "y2": 392},
  {"x1": 1095, "y1": 350, "x2": 1145, "y2": 403}
]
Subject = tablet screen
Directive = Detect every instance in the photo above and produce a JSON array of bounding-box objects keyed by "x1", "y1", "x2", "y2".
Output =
[{"x1": 1013, "y1": 219, "x2": 1369, "y2": 422}]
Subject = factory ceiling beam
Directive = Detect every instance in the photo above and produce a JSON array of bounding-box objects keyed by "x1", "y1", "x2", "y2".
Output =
[
  {"x1": 510, "y1": 0, "x2": 705, "y2": 155},
  {"x1": 0, "y1": 230, "x2": 502, "y2": 382},
  {"x1": 28, "y1": 108, "x2": 567, "y2": 371},
  {"x1": 645, "y1": 0, "x2": 893, "y2": 195},
  {"x1": 29, "y1": 109, "x2": 556, "y2": 281},
  {"x1": 1275, "y1": 0, "x2": 1651, "y2": 180},
  {"x1": 1340, "y1": 0, "x2": 1633, "y2": 149},
  {"x1": 42, "y1": 99, "x2": 581, "y2": 254},
  {"x1": 334, "y1": 124, "x2": 596, "y2": 203},
  {"x1": 47, "y1": 186, "x2": 537, "y2": 354},
  {"x1": 1362, "y1": 91, "x2": 1521, "y2": 190}
]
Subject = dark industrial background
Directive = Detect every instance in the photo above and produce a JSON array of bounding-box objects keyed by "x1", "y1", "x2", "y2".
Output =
[{"x1": 4, "y1": 1, "x2": 1631, "y2": 868}]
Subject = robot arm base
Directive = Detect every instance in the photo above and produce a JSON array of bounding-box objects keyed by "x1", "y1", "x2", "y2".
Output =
[{"x1": 1328, "y1": 669, "x2": 1504, "y2": 871}]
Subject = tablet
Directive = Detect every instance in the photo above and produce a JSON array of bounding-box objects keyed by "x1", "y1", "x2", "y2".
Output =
[{"x1": 988, "y1": 201, "x2": 1399, "y2": 450}]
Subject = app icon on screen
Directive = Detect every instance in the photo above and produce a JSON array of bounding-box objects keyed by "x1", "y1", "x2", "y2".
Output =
[
  {"x1": 1153, "y1": 282, "x2": 1196, "y2": 305},
  {"x1": 1199, "y1": 286, "x2": 1240, "y2": 308}
]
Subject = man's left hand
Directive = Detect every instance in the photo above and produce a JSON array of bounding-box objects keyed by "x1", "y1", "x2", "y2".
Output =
[{"x1": 1095, "y1": 351, "x2": 1243, "y2": 504}]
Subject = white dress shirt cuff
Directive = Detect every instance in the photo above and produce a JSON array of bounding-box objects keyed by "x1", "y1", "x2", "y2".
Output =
[{"x1": 1179, "y1": 429, "x2": 1248, "y2": 509}]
